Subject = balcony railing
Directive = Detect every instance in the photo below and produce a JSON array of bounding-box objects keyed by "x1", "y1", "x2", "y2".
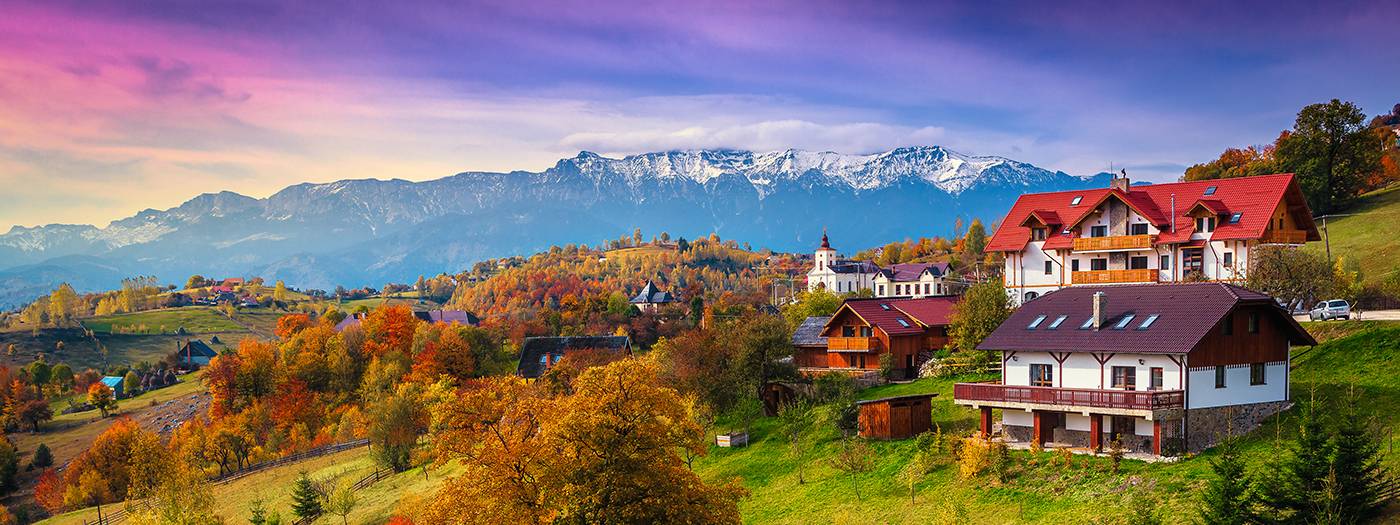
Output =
[
  {"x1": 954, "y1": 382, "x2": 1184, "y2": 411},
  {"x1": 1072, "y1": 234, "x2": 1156, "y2": 252},
  {"x1": 827, "y1": 336, "x2": 878, "y2": 352},
  {"x1": 1260, "y1": 229, "x2": 1308, "y2": 244},
  {"x1": 1071, "y1": 269, "x2": 1159, "y2": 285}
]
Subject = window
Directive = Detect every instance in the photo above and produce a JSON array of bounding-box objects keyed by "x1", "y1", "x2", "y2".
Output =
[
  {"x1": 1250, "y1": 363, "x2": 1266, "y2": 385},
  {"x1": 1129, "y1": 256, "x2": 1149, "y2": 270},
  {"x1": 1048, "y1": 315, "x2": 1068, "y2": 329},
  {"x1": 1091, "y1": 225, "x2": 1108, "y2": 238},
  {"x1": 880, "y1": 303, "x2": 891, "y2": 310},
  {"x1": 842, "y1": 326, "x2": 855, "y2": 337},
  {"x1": 1223, "y1": 252, "x2": 1234, "y2": 267},
  {"x1": 1195, "y1": 216, "x2": 1217, "y2": 232},
  {"x1": 1215, "y1": 366, "x2": 1226, "y2": 388},
  {"x1": 1024, "y1": 291, "x2": 1039, "y2": 302},
  {"x1": 1030, "y1": 364, "x2": 1054, "y2": 387},
  {"x1": 896, "y1": 319, "x2": 911, "y2": 328},
  {"x1": 1328, "y1": 300, "x2": 1348, "y2": 308},
  {"x1": 859, "y1": 326, "x2": 873, "y2": 337},
  {"x1": 1150, "y1": 367, "x2": 1164, "y2": 391},
  {"x1": 1027, "y1": 314, "x2": 1048, "y2": 329},
  {"x1": 1113, "y1": 314, "x2": 1136, "y2": 330},
  {"x1": 877, "y1": 285, "x2": 885, "y2": 296},
  {"x1": 1229, "y1": 212, "x2": 1242, "y2": 223},
  {"x1": 1070, "y1": 196, "x2": 1083, "y2": 206},
  {"x1": 1031, "y1": 227, "x2": 1047, "y2": 241},
  {"x1": 1138, "y1": 314, "x2": 1160, "y2": 330},
  {"x1": 1071, "y1": 259, "x2": 1080, "y2": 272},
  {"x1": 1183, "y1": 248, "x2": 1204, "y2": 273},
  {"x1": 1248, "y1": 312, "x2": 1259, "y2": 333},
  {"x1": 923, "y1": 283, "x2": 930, "y2": 295},
  {"x1": 1160, "y1": 255, "x2": 1171, "y2": 270},
  {"x1": 1277, "y1": 218, "x2": 1284, "y2": 229},
  {"x1": 1112, "y1": 366, "x2": 1136, "y2": 390},
  {"x1": 1091, "y1": 258, "x2": 1108, "y2": 271},
  {"x1": 1080, "y1": 316, "x2": 1095, "y2": 329},
  {"x1": 1222, "y1": 314, "x2": 1234, "y2": 335},
  {"x1": 1204, "y1": 185, "x2": 1217, "y2": 196},
  {"x1": 1130, "y1": 223, "x2": 1149, "y2": 235},
  {"x1": 1044, "y1": 261, "x2": 1053, "y2": 275}
]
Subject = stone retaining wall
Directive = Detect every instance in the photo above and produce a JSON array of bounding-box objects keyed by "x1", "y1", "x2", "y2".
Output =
[{"x1": 1185, "y1": 400, "x2": 1291, "y2": 452}]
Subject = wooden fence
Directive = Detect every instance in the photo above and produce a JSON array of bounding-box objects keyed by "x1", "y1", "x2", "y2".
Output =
[{"x1": 291, "y1": 466, "x2": 395, "y2": 525}]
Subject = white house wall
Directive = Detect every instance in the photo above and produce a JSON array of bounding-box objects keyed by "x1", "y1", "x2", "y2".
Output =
[
  {"x1": 1186, "y1": 361, "x2": 1288, "y2": 409},
  {"x1": 1003, "y1": 351, "x2": 1183, "y2": 391}
]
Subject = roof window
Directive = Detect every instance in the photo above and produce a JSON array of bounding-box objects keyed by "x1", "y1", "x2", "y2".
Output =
[
  {"x1": 896, "y1": 319, "x2": 910, "y2": 328},
  {"x1": 1047, "y1": 315, "x2": 1068, "y2": 329},
  {"x1": 1027, "y1": 314, "x2": 1047, "y2": 329},
  {"x1": 880, "y1": 303, "x2": 891, "y2": 310},
  {"x1": 1138, "y1": 314, "x2": 1160, "y2": 330},
  {"x1": 1070, "y1": 196, "x2": 1083, "y2": 206},
  {"x1": 1204, "y1": 186, "x2": 1217, "y2": 196},
  {"x1": 1229, "y1": 212, "x2": 1242, "y2": 223},
  {"x1": 1079, "y1": 317, "x2": 1095, "y2": 329},
  {"x1": 1113, "y1": 314, "x2": 1137, "y2": 330}
]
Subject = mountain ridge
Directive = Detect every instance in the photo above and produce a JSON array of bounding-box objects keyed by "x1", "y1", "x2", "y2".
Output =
[{"x1": 0, "y1": 146, "x2": 1111, "y2": 307}]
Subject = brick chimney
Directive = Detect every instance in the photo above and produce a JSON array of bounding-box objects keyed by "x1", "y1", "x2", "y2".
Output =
[
  {"x1": 1092, "y1": 291, "x2": 1107, "y2": 331},
  {"x1": 1109, "y1": 170, "x2": 1130, "y2": 192}
]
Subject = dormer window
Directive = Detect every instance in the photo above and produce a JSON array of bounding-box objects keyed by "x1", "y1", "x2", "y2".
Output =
[
  {"x1": 1195, "y1": 216, "x2": 1216, "y2": 233},
  {"x1": 1070, "y1": 196, "x2": 1083, "y2": 206},
  {"x1": 1031, "y1": 228, "x2": 1047, "y2": 241},
  {"x1": 1204, "y1": 186, "x2": 1217, "y2": 196}
]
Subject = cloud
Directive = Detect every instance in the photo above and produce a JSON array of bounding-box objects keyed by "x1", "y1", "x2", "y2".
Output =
[{"x1": 560, "y1": 120, "x2": 946, "y2": 155}]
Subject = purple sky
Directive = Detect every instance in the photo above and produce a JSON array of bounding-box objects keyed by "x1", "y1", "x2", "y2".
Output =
[{"x1": 2, "y1": 0, "x2": 1398, "y2": 228}]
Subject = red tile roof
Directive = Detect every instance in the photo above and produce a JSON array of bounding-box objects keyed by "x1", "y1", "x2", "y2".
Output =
[
  {"x1": 986, "y1": 174, "x2": 1320, "y2": 253},
  {"x1": 827, "y1": 296, "x2": 959, "y2": 336},
  {"x1": 978, "y1": 283, "x2": 1315, "y2": 354}
]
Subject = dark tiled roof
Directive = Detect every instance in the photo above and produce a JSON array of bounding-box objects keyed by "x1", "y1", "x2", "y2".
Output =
[
  {"x1": 879, "y1": 262, "x2": 951, "y2": 281},
  {"x1": 987, "y1": 174, "x2": 1320, "y2": 252},
  {"x1": 516, "y1": 336, "x2": 632, "y2": 378},
  {"x1": 792, "y1": 316, "x2": 831, "y2": 347},
  {"x1": 978, "y1": 283, "x2": 1315, "y2": 354},
  {"x1": 333, "y1": 312, "x2": 367, "y2": 332},
  {"x1": 829, "y1": 260, "x2": 880, "y2": 274},
  {"x1": 630, "y1": 280, "x2": 674, "y2": 304},
  {"x1": 415, "y1": 310, "x2": 480, "y2": 325},
  {"x1": 855, "y1": 393, "x2": 938, "y2": 406},
  {"x1": 829, "y1": 296, "x2": 959, "y2": 336},
  {"x1": 178, "y1": 340, "x2": 217, "y2": 358}
]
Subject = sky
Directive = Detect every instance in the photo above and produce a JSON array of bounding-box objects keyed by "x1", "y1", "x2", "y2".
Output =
[{"x1": 1, "y1": 0, "x2": 1398, "y2": 230}]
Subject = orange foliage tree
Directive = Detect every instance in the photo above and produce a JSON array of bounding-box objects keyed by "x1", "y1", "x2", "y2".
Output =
[{"x1": 275, "y1": 313, "x2": 313, "y2": 339}]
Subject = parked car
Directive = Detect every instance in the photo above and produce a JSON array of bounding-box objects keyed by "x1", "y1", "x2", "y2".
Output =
[{"x1": 1309, "y1": 299, "x2": 1351, "y2": 321}]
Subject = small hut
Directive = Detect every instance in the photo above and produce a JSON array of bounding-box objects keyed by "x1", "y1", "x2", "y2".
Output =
[{"x1": 856, "y1": 393, "x2": 936, "y2": 440}]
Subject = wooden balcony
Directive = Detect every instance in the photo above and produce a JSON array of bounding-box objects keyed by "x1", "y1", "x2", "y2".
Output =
[
  {"x1": 1260, "y1": 229, "x2": 1308, "y2": 244},
  {"x1": 953, "y1": 382, "x2": 1184, "y2": 411},
  {"x1": 1072, "y1": 234, "x2": 1156, "y2": 252},
  {"x1": 1071, "y1": 269, "x2": 1159, "y2": 285},
  {"x1": 827, "y1": 336, "x2": 878, "y2": 352}
]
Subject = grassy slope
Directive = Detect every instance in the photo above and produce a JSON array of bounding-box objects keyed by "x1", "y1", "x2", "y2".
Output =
[
  {"x1": 0, "y1": 307, "x2": 285, "y2": 370},
  {"x1": 1304, "y1": 185, "x2": 1400, "y2": 283},
  {"x1": 692, "y1": 321, "x2": 1400, "y2": 524},
  {"x1": 79, "y1": 307, "x2": 245, "y2": 334}
]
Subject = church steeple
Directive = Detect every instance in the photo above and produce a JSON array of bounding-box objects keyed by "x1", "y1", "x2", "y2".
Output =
[{"x1": 820, "y1": 228, "x2": 831, "y2": 249}]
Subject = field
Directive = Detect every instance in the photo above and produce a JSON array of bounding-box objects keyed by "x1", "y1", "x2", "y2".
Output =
[
  {"x1": 79, "y1": 307, "x2": 245, "y2": 334},
  {"x1": 335, "y1": 296, "x2": 443, "y2": 313},
  {"x1": 1304, "y1": 184, "x2": 1400, "y2": 284}
]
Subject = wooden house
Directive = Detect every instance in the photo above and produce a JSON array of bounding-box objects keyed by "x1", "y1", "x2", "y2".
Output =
[
  {"x1": 857, "y1": 394, "x2": 936, "y2": 440},
  {"x1": 796, "y1": 297, "x2": 957, "y2": 379},
  {"x1": 516, "y1": 336, "x2": 632, "y2": 379}
]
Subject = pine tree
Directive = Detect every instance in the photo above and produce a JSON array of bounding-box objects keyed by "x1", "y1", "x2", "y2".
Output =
[
  {"x1": 1197, "y1": 436, "x2": 1256, "y2": 524},
  {"x1": 290, "y1": 472, "x2": 323, "y2": 521},
  {"x1": 1257, "y1": 395, "x2": 1333, "y2": 523},
  {"x1": 1330, "y1": 390, "x2": 1387, "y2": 522}
]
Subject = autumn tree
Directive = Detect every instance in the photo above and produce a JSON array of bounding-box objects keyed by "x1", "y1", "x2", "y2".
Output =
[
  {"x1": 947, "y1": 279, "x2": 1012, "y2": 358},
  {"x1": 832, "y1": 437, "x2": 876, "y2": 500},
  {"x1": 273, "y1": 280, "x2": 289, "y2": 303},
  {"x1": 1246, "y1": 245, "x2": 1334, "y2": 311},
  {"x1": 87, "y1": 382, "x2": 116, "y2": 417},
  {"x1": 19, "y1": 399, "x2": 52, "y2": 432},
  {"x1": 1183, "y1": 144, "x2": 1279, "y2": 182},
  {"x1": 361, "y1": 304, "x2": 419, "y2": 358},
  {"x1": 275, "y1": 313, "x2": 313, "y2": 340},
  {"x1": 369, "y1": 384, "x2": 427, "y2": 472},
  {"x1": 781, "y1": 289, "x2": 842, "y2": 328},
  {"x1": 1276, "y1": 99, "x2": 1383, "y2": 214},
  {"x1": 34, "y1": 468, "x2": 65, "y2": 514},
  {"x1": 776, "y1": 399, "x2": 817, "y2": 484},
  {"x1": 48, "y1": 283, "x2": 79, "y2": 327},
  {"x1": 325, "y1": 478, "x2": 358, "y2": 525}
]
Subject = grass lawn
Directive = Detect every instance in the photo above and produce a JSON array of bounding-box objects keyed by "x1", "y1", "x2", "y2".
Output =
[
  {"x1": 80, "y1": 307, "x2": 245, "y2": 334},
  {"x1": 1303, "y1": 184, "x2": 1400, "y2": 283}
]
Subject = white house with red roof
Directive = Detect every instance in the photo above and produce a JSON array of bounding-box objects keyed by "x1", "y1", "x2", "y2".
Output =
[
  {"x1": 987, "y1": 173, "x2": 1320, "y2": 305},
  {"x1": 872, "y1": 262, "x2": 955, "y2": 298}
]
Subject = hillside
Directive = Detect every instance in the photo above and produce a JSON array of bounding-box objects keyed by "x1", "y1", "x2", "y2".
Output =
[
  {"x1": 0, "y1": 307, "x2": 274, "y2": 370},
  {"x1": 0, "y1": 146, "x2": 1110, "y2": 307},
  {"x1": 1304, "y1": 184, "x2": 1400, "y2": 284}
]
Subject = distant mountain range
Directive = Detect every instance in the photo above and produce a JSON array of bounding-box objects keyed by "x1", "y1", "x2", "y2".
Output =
[{"x1": 0, "y1": 146, "x2": 1111, "y2": 307}]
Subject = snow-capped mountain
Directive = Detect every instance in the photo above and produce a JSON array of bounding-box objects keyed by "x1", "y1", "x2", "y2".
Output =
[{"x1": 0, "y1": 146, "x2": 1109, "y2": 306}]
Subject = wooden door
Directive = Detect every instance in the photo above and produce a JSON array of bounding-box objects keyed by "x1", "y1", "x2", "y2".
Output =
[{"x1": 890, "y1": 402, "x2": 912, "y2": 439}]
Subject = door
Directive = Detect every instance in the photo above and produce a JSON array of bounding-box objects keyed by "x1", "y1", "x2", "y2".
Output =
[
  {"x1": 905, "y1": 354, "x2": 915, "y2": 379},
  {"x1": 890, "y1": 402, "x2": 912, "y2": 438}
]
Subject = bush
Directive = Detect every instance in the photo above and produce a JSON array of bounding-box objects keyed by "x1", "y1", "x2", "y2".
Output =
[
  {"x1": 812, "y1": 372, "x2": 857, "y2": 403},
  {"x1": 957, "y1": 437, "x2": 1009, "y2": 481},
  {"x1": 29, "y1": 444, "x2": 51, "y2": 469},
  {"x1": 878, "y1": 353, "x2": 895, "y2": 381}
]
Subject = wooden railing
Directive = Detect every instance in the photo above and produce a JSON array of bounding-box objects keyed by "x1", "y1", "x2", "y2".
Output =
[
  {"x1": 1260, "y1": 229, "x2": 1308, "y2": 244},
  {"x1": 1072, "y1": 234, "x2": 1156, "y2": 252},
  {"x1": 954, "y1": 382, "x2": 1184, "y2": 410},
  {"x1": 1071, "y1": 269, "x2": 1159, "y2": 285},
  {"x1": 211, "y1": 438, "x2": 370, "y2": 484},
  {"x1": 827, "y1": 336, "x2": 878, "y2": 352}
]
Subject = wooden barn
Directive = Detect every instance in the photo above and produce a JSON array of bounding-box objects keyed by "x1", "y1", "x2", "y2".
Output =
[{"x1": 856, "y1": 393, "x2": 936, "y2": 440}]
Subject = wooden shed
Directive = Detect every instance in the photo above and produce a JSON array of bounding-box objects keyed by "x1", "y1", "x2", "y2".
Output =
[{"x1": 856, "y1": 393, "x2": 936, "y2": 440}]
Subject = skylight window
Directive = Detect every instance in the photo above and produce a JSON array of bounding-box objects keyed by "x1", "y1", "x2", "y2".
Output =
[
  {"x1": 1113, "y1": 314, "x2": 1137, "y2": 330},
  {"x1": 1070, "y1": 196, "x2": 1083, "y2": 206},
  {"x1": 1138, "y1": 314, "x2": 1160, "y2": 330},
  {"x1": 1027, "y1": 314, "x2": 1047, "y2": 329},
  {"x1": 880, "y1": 303, "x2": 891, "y2": 310},
  {"x1": 896, "y1": 319, "x2": 910, "y2": 328},
  {"x1": 1080, "y1": 317, "x2": 1095, "y2": 329},
  {"x1": 1204, "y1": 186, "x2": 1217, "y2": 196},
  {"x1": 1229, "y1": 212, "x2": 1242, "y2": 223},
  {"x1": 1047, "y1": 315, "x2": 1068, "y2": 329}
]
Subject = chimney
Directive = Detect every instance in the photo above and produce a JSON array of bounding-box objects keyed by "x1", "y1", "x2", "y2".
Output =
[
  {"x1": 1109, "y1": 169, "x2": 1130, "y2": 192},
  {"x1": 1092, "y1": 291, "x2": 1107, "y2": 331}
]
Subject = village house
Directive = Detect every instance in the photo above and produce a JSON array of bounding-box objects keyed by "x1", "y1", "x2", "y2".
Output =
[
  {"x1": 986, "y1": 173, "x2": 1319, "y2": 305},
  {"x1": 873, "y1": 262, "x2": 955, "y2": 298},
  {"x1": 100, "y1": 375, "x2": 127, "y2": 398},
  {"x1": 333, "y1": 309, "x2": 479, "y2": 332},
  {"x1": 175, "y1": 339, "x2": 218, "y2": 369},
  {"x1": 806, "y1": 232, "x2": 880, "y2": 294},
  {"x1": 629, "y1": 280, "x2": 675, "y2": 313},
  {"x1": 516, "y1": 335, "x2": 632, "y2": 379},
  {"x1": 793, "y1": 296, "x2": 957, "y2": 380},
  {"x1": 953, "y1": 283, "x2": 1315, "y2": 456}
]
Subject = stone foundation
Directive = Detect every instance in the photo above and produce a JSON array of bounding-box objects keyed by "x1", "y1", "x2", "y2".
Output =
[
  {"x1": 1185, "y1": 400, "x2": 1292, "y2": 453},
  {"x1": 1003, "y1": 425, "x2": 1154, "y2": 453}
]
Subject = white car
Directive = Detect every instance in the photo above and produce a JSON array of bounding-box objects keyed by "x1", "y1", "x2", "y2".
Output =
[{"x1": 1309, "y1": 300, "x2": 1352, "y2": 321}]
